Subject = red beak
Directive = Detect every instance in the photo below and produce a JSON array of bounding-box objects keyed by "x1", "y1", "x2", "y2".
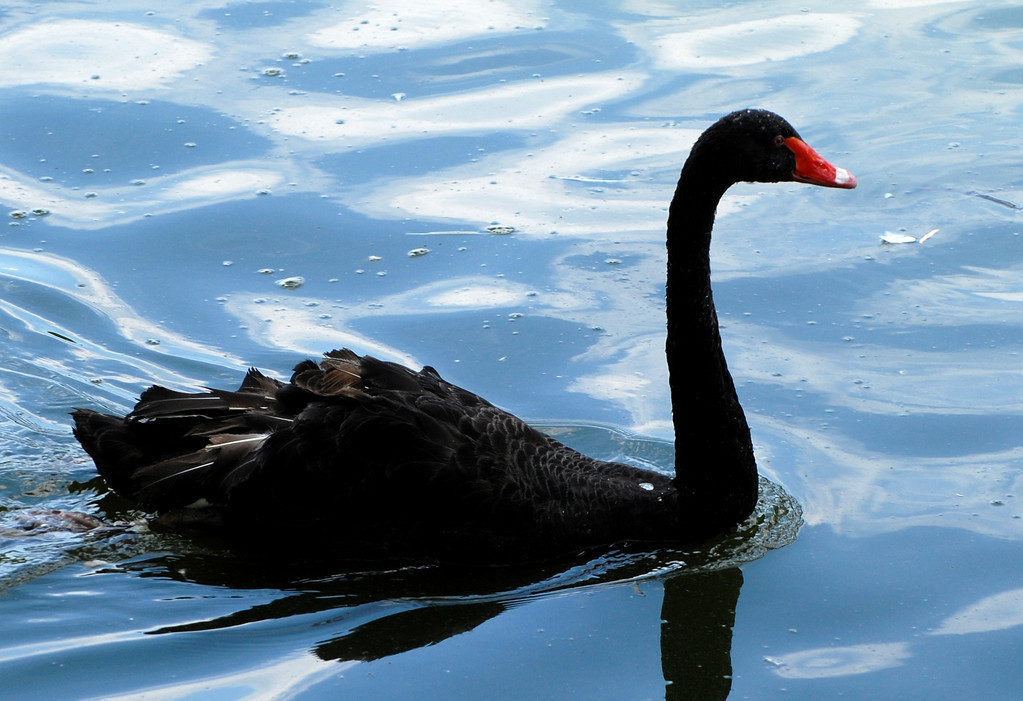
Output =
[{"x1": 785, "y1": 136, "x2": 857, "y2": 189}]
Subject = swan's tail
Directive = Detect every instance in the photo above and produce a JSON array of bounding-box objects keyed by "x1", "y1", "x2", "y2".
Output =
[{"x1": 71, "y1": 368, "x2": 290, "y2": 515}]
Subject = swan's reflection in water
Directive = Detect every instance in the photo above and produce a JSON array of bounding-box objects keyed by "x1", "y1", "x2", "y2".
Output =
[
  {"x1": 661, "y1": 568, "x2": 743, "y2": 700},
  {"x1": 95, "y1": 478, "x2": 798, "y2": 700}
]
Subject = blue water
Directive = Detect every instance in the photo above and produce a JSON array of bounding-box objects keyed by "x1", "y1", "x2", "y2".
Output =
[{"x1": 2, "y1": 1, "x2": 1023, "y2": 699}]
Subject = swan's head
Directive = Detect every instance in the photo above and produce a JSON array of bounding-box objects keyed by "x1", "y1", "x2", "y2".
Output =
[{"x1": 695, "y1": 109, "x2": 857, "y2": 190}]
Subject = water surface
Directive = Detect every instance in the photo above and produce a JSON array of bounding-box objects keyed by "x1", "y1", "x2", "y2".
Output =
[{"x1": 2, "y1": 1, "x2": 1022, "y2": 699}]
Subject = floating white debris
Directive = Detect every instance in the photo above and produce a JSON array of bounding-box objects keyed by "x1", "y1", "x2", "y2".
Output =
[
  {"x1": 407, "y1": 247, "x2": 429, "y2": 257},
  {"x1": 638, "y1": 482, "x2": 654, "y2": 491},
  {"x1": 276, "y1": 276, "x2": 305, "y2": 290},
  {"x1": 880, "y1": 231, "x2": 916, "y2": 244},
  {"x1": 368, "y1": 255, "x2": 382, "y2": 262},
  {"x1": 881, "y1": 228, "x2": 939, "y2": 245}
]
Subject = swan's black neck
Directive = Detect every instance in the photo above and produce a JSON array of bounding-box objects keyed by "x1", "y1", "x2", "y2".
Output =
[{"x1": 665, "y1": 152, "x2": 758, "y2": 539}]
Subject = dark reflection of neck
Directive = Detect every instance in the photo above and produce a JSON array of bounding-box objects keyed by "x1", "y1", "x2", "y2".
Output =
[
  {"x1": 121, "y1": 548, "x2": 744, "y2": 698},
  {"x1": 660, "y1": 568, "x2": 743, "y2": 701}
]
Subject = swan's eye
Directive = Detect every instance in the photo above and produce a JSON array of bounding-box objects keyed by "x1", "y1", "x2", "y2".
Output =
[{"x1": 772, "y1": 135, "x2": 785, "y2": 147}]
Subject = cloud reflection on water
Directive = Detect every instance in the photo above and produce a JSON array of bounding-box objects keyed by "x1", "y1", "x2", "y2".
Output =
[
  {"x1": 305, "y1": 0, "x2": 547, "y2": 52},
  {"x1": 0, "y1": 20, "x2": 210, "y2": 90}
]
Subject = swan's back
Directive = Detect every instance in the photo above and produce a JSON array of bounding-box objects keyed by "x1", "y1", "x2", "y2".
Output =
[{"x1": 73, "y1": 349, "x2": 677, "y2": 562}]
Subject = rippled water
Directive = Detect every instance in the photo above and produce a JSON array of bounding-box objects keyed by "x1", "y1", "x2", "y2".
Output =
[{"x1": 2, "y1": 1, "x2": 1023, "y2": 699}]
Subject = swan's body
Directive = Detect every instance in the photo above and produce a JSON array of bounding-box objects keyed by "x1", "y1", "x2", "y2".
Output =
[{"x1": 73, "y1": 109, "x2": 855, "y2": 563}]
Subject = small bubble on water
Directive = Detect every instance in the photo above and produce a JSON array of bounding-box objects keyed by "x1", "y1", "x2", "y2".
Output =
[
  {"x1": 407, "y1": 247, "x2": 429, "y2": 257},
  {"x1": 9, "y1": 210, "x2": 28, "y2": 219},
  {"x1": 31, "y1": 208, "x2": 50, "y2": 216},
  {"x1": 638, "y1": 482, "x2": 654, "y2": 491},
  {"x1": 257, "y1": 268, "x2": 275, "y2": 275},
  {"x1": 281, "y1": 51, "x2": 301, "y2": 60},
  {"x1": 368, "y1": 255, "x2": 382, "y2": 262},
  {"x1": 392, "y1": 92, "x2": 406, "y2": 102},
  {"x1": 486, "y1": 224, "x2": 515, "y2": 235},
  {"x1": 84, "y1": 192, "x2": 98, "y2": 199},
  {"x1": 256, "y1": 188, "x2": 271, "y2": 196},
  {"x1": 262, "y1": 67, "x2": 285, "y2": 77},
  {"x1": 508, "y1": 312, "x2": 524, "y2": 321},
  {"x1": 130, "y1": 179, "x2": 146, "y2": 186},
  {"x1": 276, "y1": 276, "x2": 305, "y2": 290},
  {"x1": 222, "y1": 260, "x2": 233, "y2": 267},
  {"x1": 145, "y1": 338, "x2": 161, "y2": 346},
  {"x1": 184, "y1": 142, "x2": 197, "y2": 148}
]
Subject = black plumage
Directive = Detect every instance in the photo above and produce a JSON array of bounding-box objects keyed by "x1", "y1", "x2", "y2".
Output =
[{"x1": 72, "y1": 110, "x2": 855, "y2": 563}]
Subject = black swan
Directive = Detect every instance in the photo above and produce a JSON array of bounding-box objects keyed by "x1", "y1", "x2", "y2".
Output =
[{"x1": 72, "y1": 109, "x2": 855, "y2": 563}]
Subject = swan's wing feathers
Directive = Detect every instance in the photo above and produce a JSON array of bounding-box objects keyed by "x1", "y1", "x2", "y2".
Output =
[
  {"x1": 357, "y1": 353, "x2": 496, "y2": 409},
  {"x1": 127, "y1": 387, "x2": 229, "y2": 420},
  {"x1": 73, "y1": 403, "x2": 272, "y2": 512},
  {"x1": 73, "y1": 367, "x2": 290, "y2": 512},
  {"x1": 284, "y1": 350, "x2": 494, "y2": 412},
  {"x1": 128, "y1": 368, "x2": 285, "y2": 422},
  {"x1": 237, "y1": 367, "x2": 284, "y2": 394},
  {"x1": 292, "y1": 354, "x2": 365, "y2": 398},
  {"x1": 132, "y1": 431, "x2": 266, "y2": 510},
  {"x1": 72, "y1": 408, "x2": 163, "y2": 499},
  {"x1": 75, "y1": 348, "x2": 669, "y2": 558}
]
